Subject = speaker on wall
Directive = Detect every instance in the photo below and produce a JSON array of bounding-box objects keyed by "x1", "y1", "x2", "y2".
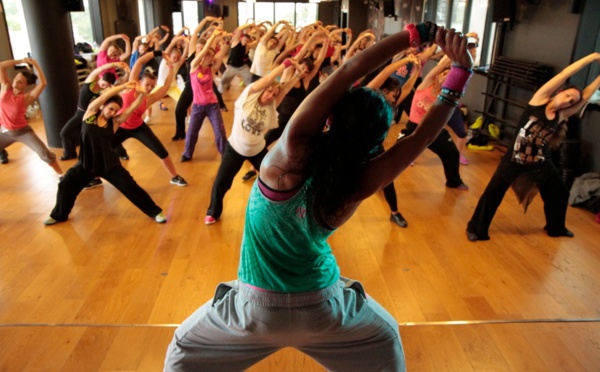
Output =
[
  {"x1": 223, "y1": 5, "x2": 230, "y2": 18},
  {"x1": 173, "y1": 0, "x2": 182, "y2": 13},
  {"x1": 491, "y1": 0, "x2": 516, "y2": 22},
  {"x1": 383, "y1": 0, "x2": 396, "y2": 17},
  {"x1": 64, "y1": 0, "x2": 84, "y2": 12}
]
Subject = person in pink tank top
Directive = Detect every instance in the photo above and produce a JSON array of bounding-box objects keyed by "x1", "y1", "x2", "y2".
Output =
[
  {"x1": 181, "y1": 28, "x2": 230, "y2": 162},
  {"x1": 0, "y1": 58, "x2": 63, "y2": 176},
  {"x1": 111, "y1": 45, "x2": 189, "y2": 187}
]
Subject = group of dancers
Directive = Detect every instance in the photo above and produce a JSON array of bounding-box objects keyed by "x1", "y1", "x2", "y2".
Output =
[{"x1": 2, "y1": 14, "x2": 600, "y2": 370}]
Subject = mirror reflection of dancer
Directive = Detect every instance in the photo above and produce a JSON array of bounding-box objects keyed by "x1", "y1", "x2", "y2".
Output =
[
  {"x1": 466, "y1": 52, "x2": 600, "y2": 241},
  {"x1": 164, "y1": 25, "x2": 474, "y2": 371},
  {"x1": 44, "y1": 82, "x2": 166, "y2": 225},
  {"x1": 0, "y1": 58, "x2": 62, "y2": 176}
]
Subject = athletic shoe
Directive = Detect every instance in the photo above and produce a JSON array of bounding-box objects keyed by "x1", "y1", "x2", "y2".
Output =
[
  {"x1": 0, "y1": 149, "x2": 8, "y2": 164},
  {"x1": 120, "y1": 154, "x2": 129, "y2": 160},
  {"x1": 390, "y1": 213, "x2": 408, "y2": 228},
  {"x1": 170, "y1": 175, "x2": 188, "y2": 187},
  {"x1": 448, "y1": 182, "x2": 469, "y2": 191},
  {"x1": 59, "y1": 154, "x2": 77, "y2": 161},
  {"x1": 241, "y1": 170, "x2": 257, "y2": 182},
  {"x1": 144, "y1": 116, "x2": 151, "y2": 124},
  {"x1": 459, "y1": 155, "x2": 469, "y2": 165},
  {"x1": 155, "y1": 212, "x2": 167, "y2": 223},
  {"x1": 159, "y1": 102, "x2": 168, "y2": 111},
  {"x1": 84, "y1": 178, "x2": 103, "y2": 190},
  {"x1": 172, "y1": 134, "x2": 185, "y2": 141},
  {"x1": 204, "y1": 215, "x2": 217, "y2": 225},
  {"x1": 180, "y1": 155, "x2": 191, "y2": 162},
  {"x1": 43, "y1": 217, "x2": 57, "y2": 226},
  {"x1": 596, "y1": 212, "x2": 600, "y2": 224}
]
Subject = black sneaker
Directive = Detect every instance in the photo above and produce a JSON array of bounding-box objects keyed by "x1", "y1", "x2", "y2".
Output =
[
  {"x1": 172, "y1": 134, "x2": 185, "y2": 141},
  {"x1": 241, "y1": 170, "x2": 257, "y2": 182},
  {"x1": 390, "y1": 213, "x2": 408, "y2": 228},
  {"x1": 59, "y1": 154, "x2": 77, "y2": 161},
  {"x1": 120, "y1": 154, "x2": 129, "y2": 160},
  {"x1": 180, "y1": 155, "x2": 191, "y2": 162},
  {"x1": 0, "y1": 149, "x2": 8, "y2": 164},
  {"x1": 84, "y1": 178, "x2": 103, "y2": 190},
  {"x1": 170, "y1": 175, "x2": 188, "y2": 187}
]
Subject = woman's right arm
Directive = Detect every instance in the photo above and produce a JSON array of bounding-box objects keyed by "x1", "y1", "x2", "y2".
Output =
[
  {"x1": 0, "y1": 59, "x2": 24, "y2": 91},
  {"x1": 85, "y1": 62, "x2": 129, "y2": 83},
  {"x1": 261, "y1": 25, "x2": 444, "y2": 190}
]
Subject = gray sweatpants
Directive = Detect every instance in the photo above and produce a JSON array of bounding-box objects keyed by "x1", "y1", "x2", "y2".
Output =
[
  {"x1": 164, "y1": 278, "x2": 406, "y2": 372},
  {"x1": 0, "y1": 125, "x2": 57, "y2": 164}
]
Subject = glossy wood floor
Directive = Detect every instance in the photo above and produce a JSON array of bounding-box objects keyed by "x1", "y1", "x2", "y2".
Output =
[{"x1": 1, "y1": 82, "x2": 599, "y2": 371}]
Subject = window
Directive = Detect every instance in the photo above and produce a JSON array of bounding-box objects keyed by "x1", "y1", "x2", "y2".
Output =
[
  {"x1": 138, "y1": 0, "x2": 147, "y2": 35},
  {"x1": 254, "y1": 2, "x2": 275, "y2": 24},
  {"x1": 3, "y1": 0, "x2": 32, "y2": 59},
  {"x1": 237, "y1": 2, "x2": 317, "y2": 27},
  {"x1": 183, "y1": 1, "x2": 200, "y2": 29},
  {"x1": 275, "y1": 3, "x2": 296, "y2": 25},
  {"x1": 70, "y1": 0, "x2": 94, "y2": 46},
  {"x1": 432, "y1": 0, "x2": 491, "y2": 67}
]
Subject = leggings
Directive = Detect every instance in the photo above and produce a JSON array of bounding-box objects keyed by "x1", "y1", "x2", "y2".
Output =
[
  {"x1": 0, "y1": 125, "x2": 57, "y2": 164},
  {"x1": 183, "y1": 103, "x2": 226, "y2": 158},
  {"x1": 403, "y1": 121, "x2": 464, "y2": 188},
  {"x1": 112, "y1": 122, "x2": 169, "y2": 159},
  {"x1": 207, "y1": 142, "x2": 268, "y2": 219},
  {"x1": 174, "y1": 82, "x2": 194, "y2": 138},
  {"x1": 50, "y1": 162, "x2": 162, "y2": 221},
  {"x1": 60, "y1": 110, "x2": 85, "y2": 157}
]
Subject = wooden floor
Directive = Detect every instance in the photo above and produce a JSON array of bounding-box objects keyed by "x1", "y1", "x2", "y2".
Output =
[{"x1": 1, "y1": 82, "x2": 599, "y2": 371}]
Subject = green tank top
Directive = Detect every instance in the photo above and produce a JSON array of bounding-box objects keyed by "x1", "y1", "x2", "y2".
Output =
[{"x1": 238, "y1": 180, "x2": 340, "y2": 292}]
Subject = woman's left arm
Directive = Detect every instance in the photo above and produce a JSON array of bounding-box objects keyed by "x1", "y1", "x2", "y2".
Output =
[{"x1": 23, "y1": 59, "x2": 47, "y2": 106}]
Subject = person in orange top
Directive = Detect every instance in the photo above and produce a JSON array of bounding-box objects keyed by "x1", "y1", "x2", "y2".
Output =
[{"x1": 0, "y1": 58, "x2": 62, "y2": 175}]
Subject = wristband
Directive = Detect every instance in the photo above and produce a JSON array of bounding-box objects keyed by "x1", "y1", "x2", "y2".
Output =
[
  {"x1": 283, "y1": 59, "x2": 292, "y2": 69},
  {"x1": 442, "y1": 65, "x2": 473, "y2": 94},
  {"x1": 405, "y1": 24, "x2": 421, "y2": 48},
  {"x1": 415, "y1": 22, "x2": 438, "y2": 44},
  {"x1": 437, "y1": 94, "x2": 459, "y2": 107},
  {"x1": 441, "y1": 88, "x2": 464, "y2": 98}
]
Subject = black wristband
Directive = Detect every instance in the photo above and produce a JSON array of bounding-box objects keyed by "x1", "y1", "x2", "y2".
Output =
[{"x1": 416, "y1": 21, "x2": 438, "y2": 44}]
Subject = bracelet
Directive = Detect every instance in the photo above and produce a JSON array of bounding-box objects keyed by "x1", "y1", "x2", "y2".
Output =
[
  {"x1": 441, "y1": 88, "x2": 464, "y2": 98},
  {"x1": 437, "y1": 94, "x2": 459, "y2": 107},
  {"x1": 416, "y1": 21, "x2": 437, "y2": 44},
  {"x1": 405, "y1": 24, "x2": 421, "y2": 48},
  {"x1": 442, "y1": 65, "x2": 473, "y2": 94},
  {"x1": 283, "y1": 59, "x2": 292, "y2": 68}
]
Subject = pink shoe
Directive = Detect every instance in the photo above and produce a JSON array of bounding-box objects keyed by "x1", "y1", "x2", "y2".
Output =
[
  {"x1": 596, "y1": 212, "x2": 600, "y2": 224},
  {"x1": 204, "y1": 215, "x2": 217, "y2": 225},
  {"x1": 460, "y1": 155, "x2": 469, "y2": 165}
]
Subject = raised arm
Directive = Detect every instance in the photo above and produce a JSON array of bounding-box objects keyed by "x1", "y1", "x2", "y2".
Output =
[
  {"x1": 84, "y1": 81, "x2": 134, "y2": 117},
  {"x1": 190, "y1": 29, "x2": 221, "y2": 72},
  {"x1": 114, "y1": 85, "x2": 147, "y2": 126},
  {"x1": 85, "y1": 61, "x2": 129, "y2": 83},
  {"x1": 99, "y1": 34, "x2": 124, "y2": 51},
  {"x1": 358, "y1": 30, "x2": 473, "y2": 199},
  {"x1": 530, "y1": 52, "x2": 600, "y2": 105},
  {"x1": 0, "y1": 59, "x2": 25, "y2": 91},
  {"x1": 23, "y1": 59, "x2": 46, "y2": 106},
  {"x1": 189, "y1": 16, "x2": 215, "y2": 57},
  {"x1": 119, "y1": 35, "x2": 132, "y2": 62},
  {"x1": 130, "y1": 50, "x2": 161, "y2": 82},
  {"x1": 417, "y1": 54, "x2": 451, "y2": 90},
  {"x1": 366, "y1": 54, "x2": 415, "y2": 91}
]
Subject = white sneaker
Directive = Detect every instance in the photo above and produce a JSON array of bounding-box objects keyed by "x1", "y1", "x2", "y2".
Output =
[
  {"x1": 144, "y1": 116, "x2": 151, "y2": 124},
  {"x1": 155, "y1": 212, "x2": 167, "y2": 223}
]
